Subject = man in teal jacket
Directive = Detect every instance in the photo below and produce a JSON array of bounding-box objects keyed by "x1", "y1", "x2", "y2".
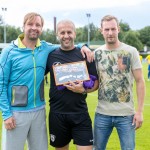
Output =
[{"x1": 0, "y1": 12, "x2": 91, "y2": 150}]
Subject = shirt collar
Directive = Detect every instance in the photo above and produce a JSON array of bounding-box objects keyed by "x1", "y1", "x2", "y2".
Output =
[{"x1": 18, "y1": 33, "x2": 41, "y2": 48}]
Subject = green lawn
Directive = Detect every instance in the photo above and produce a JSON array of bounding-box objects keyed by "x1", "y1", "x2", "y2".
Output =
[{"x1": 0, "y1": 62, "x2": 150, "y2": 150}]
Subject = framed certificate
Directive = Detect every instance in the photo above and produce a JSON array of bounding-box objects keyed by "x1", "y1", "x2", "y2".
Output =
[{"x1": 53, "y1": 61, "x2": 90, "y2": 85}]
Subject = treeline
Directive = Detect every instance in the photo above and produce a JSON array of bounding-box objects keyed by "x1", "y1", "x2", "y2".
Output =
[{"x1": 0, "y1": 21, "x2": 150, "y2": 51}]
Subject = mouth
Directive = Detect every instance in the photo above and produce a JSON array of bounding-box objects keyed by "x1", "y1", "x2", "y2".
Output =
[
  {"x1": 63, "y1": 39, "x2": 70, "y2": 44},
  {"x1": 31, "y1": 32, "x2": 37, "y2": 35},
  {"x1": 108, "y1": 36, "x2": 113, "y2": 38},
  {"x1": 107, "y1": 37, "x2": 114, "y2": 41},
  {"x1": 30, "y1": 32, "x2": 38, "y2": 38}
]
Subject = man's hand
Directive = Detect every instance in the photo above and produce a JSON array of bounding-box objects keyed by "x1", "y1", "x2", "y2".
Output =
[
  {"x1": 81, "y1": 46, "x2": 94, "y2": 62},
  {"x1": 132, "y1": 112, "x2": 143, "y2": 130},
  {"x1": 64, "y1": 81, "x2": 85, "y2": 93},
  {"x1": 4, "y1": 117, "x2": 16, "y2": 130}
]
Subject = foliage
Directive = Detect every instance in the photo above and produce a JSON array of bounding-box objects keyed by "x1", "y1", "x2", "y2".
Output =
[
  {"x1": 0, "y1": 25, "x2": 21, "y2": 43},
  {"x1": 6, "y1": 26, "x2": 22, "y2": 43},
  {"x1": 75, "y1": 26, "x2": 87, "y2": 43},
  {"x1": 119, "y1": 20, "x2": 130, "y2": 41},
  {"x1": 40, "y1": 29, "x2": 59, "y2": 44},
  {"x1": 0, "y1": 27, "x2": 3, "y2": 42},
  {"x1": 122, "y1": 30, "x2": 143, "y2": 50},
  {"x1": 0, "y1": 22, "x2": 150, "y2": 51},
  {"x1": 139, "y1": 26, "x2": 150, "y2": 47},
  {"x1": 75, "y1": 23, "x2": 103, "y2": 43},
  {"x1": 119, "y1": 20, "x2": 130, "y2": 32},
  {"x1": 0, "y1": 15, "x2": 3, "y2": 25}
]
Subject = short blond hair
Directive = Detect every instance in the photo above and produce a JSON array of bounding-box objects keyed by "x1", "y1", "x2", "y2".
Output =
[
  {"x1": 101, "y1": 15, "x2": 119, "y2": 27},
  {"x1": 23, "y1": 12, "x2": 44, "y2": 27}
]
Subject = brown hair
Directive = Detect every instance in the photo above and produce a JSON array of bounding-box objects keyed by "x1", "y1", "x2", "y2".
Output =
[
  {"x1": 23, "y1": 12, "x2": 44, "y2": 27},
  {"x1": 101, "y1": 15, "x2": 119, "y2": 27}
]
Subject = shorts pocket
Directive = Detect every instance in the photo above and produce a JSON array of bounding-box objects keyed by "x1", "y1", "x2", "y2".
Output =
[{"x1": 11, "y1": 85, "x2": 28, "y2": 106}]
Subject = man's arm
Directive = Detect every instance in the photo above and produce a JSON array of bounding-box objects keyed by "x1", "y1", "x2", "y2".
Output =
[
  {"x1": 45, "y1": 40, "x2": 94, "y2": 62},
  {"x1": 45, "y1": 42, "x2": 93, "y2": 62},
  {"x1": 0, "y1": 48, "x2": 16, "y2": 130},
  {"x1": 0, "y1": 48, "x2": 12, "y2": 120},
  {"x1": 77, "y1": 44, "x2": 94, "y2": 63},
  {"x1": 132, "y1": 68, "x2": 145, "y2": 130},
  {"x1": 85, "y1": 79, "x2": 99, "y2": 93},
  {"x1": 64, "y1": 79, "x2": 98, "y2": 94}
]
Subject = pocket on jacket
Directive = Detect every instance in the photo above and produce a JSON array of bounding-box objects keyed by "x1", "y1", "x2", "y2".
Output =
[{"x1": 11, "y1": 86, "x2": 28, "y2": 107}]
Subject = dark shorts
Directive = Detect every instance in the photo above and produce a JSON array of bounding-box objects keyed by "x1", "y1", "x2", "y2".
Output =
[{"x1": 49, "y1": 112, "x2": 93, "y2": 148}]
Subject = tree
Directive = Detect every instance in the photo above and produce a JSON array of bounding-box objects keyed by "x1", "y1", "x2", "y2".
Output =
[
  {"x1": 75, "y1": 26, "x2": 88, "y2": 43},
  {"x1": 0, "y1": 26, "x2": 4, "y2": 42},
  {"x1": 0, "y1": 15, "x2": 3, "y2": 25},
  {"x1": 139, "y1": 26, "x2": 150, "y2": 47},
  {"x1": 119, "y1": 21, "x2": 131, "y2": 41},
  {"x1": 119, "y1": 20, "x2": 130, "y2": 32},
  {"x1": 6, "y1": 26, "x2": 22, "y2": 43},
  {"x1": 75, "y1": 23, "x2": 103, "y2": 43},
  {"x1": 0, "y1": 25, "x2": 21, "y2": 43},
  {"x1": 40, "y1": 29, "x2": 58, "y2": 44},
  {"x1": 122, "y1": 31, "x2": 143, "y2": 51},
  {"x1": 0, "y1": 20, "x2": 146, "y2": 48}
]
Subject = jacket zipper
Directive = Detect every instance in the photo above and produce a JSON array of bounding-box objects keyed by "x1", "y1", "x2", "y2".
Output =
[
  {"x1": 32, "y1": 50, "x2": 36, "y2": 107},
  {"x1": 11, "y1": 88, "x2": 15, "y2": 104}
]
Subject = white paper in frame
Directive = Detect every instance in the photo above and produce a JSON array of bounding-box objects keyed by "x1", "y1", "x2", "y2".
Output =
[{"x1": 52, "y1": 61, "x2": 90, "y2": 86}]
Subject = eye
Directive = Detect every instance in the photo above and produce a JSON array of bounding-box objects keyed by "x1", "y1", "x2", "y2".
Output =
[
  {"x1": 27, "y1": 23, "x2": 33, "y2": 26},
  {"x1": 112, "y1": 28, "x2": 116, "y2": 31},
  {"x1": 105, "y1": 29, "x2": 109, "y2": 32},
  {"x1": 60, "y1": 32, "x2": 65, "y2": 35},
  {"x1": 67, "y1": 31, "x2": 72, "y2": 34},
  {"x1": 36, "y1": 23, "x2": 42, "y2": 27}
]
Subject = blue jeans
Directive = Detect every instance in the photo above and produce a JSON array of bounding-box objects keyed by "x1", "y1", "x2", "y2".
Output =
[
  {"x1": 148, "y1": 65, "x2": 150, "y2": 79},
  {"x1": 93, "y1": 113, "x2": 135, "y2": 150}
]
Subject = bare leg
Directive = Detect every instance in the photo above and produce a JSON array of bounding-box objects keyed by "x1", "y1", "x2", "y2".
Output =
[
  {"x1": 76, "y1": 145, "x2": 93, "y2": 150},
  {"x1": 55, "y1": 144, "x2": 69, "y2": 150}
]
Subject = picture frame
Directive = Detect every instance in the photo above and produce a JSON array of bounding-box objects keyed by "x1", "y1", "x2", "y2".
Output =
[{"x1": 53, "y1": 61, "x2": 90, "y2": 86}]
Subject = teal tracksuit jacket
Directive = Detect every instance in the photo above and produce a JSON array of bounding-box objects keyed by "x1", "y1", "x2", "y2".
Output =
[{"x1": 0, "y1": 34, "x2": 59, "y2": 120}]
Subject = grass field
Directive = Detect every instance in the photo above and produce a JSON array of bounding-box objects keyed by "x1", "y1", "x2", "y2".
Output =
[{"x1": 0, "y1": 62, "x2": 150, "y2": 150}]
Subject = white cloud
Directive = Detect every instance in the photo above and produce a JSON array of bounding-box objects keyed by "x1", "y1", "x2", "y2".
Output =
[
  {"x1": 0, "y1": 0, "x2": 150, "y2": 30},
  {"x1": 1, "y1": 0, "x2": 149, "y2": 11}
]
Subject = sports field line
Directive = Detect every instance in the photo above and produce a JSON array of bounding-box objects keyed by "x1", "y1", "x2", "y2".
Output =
[
  {"x1": 1, "y1": 123, "x2": 6, "y2": 150},
  {"x1": 88, "y1": 93, "x2": 150, "y2": 106}
]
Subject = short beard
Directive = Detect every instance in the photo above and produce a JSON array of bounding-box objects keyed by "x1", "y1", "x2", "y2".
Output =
[
  {"x1": 107, "y1": 41, "x2": 115, "y2": 45},
  {"x1": 29, "y1": 37, "x2": 38, "y2": 41}
]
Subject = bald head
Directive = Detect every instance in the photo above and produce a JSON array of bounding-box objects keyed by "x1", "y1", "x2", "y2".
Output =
[{"x1": 56, "y1": 20, "x2": 76, "y2": 34}]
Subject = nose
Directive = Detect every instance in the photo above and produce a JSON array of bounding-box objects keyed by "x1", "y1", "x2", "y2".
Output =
[
  {"x1": 108, "y1": 29, "x2": 113, "y2": 35},
  {"x1": 64, "y1": 33, "x2": 69, "y2": 38},
  {"x1": 31, "y1": 24, "x2": 37, "y2": 30}
]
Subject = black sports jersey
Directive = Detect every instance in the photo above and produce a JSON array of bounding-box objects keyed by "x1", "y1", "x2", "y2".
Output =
[{"x1": 46, "y1": 47, "x2": 98, "y2": 114}]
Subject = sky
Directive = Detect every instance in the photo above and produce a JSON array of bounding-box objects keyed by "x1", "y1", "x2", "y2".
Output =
[{"x1": 0, "y1": 0, "x2": 150, "y2": 31}]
